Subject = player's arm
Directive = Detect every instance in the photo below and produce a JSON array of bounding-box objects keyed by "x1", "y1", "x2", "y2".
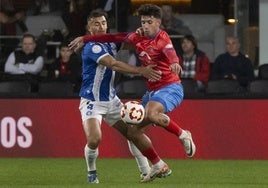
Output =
[
  {"x1": 69, "y1": 33, "x2": 129, "y2": 51},
  {"x1": 83, "y1": 33, "x2": 128, "y2": 43},
  {"x1": 162, "y1": 44, "x2": 182, "y2": 76},
  {"x1": 99, "y1": 54, "x2": 161, "y2": 81}
]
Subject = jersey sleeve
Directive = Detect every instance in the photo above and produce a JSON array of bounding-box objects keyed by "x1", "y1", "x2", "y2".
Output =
[
  {"x1": 155, "y1": 31, "x2": 180, "y2": 64},
  {"x1": 163, "y1": 45, "x2": 180, "y2": 63},
  {"x1": 160, "y1": 37, "x2": 180, "y2": 64},
  {"x1": 83, "y1": 42, "x2": 109, "y2": 63},
  {"x1": 83, "y1": 33, "x2": 128, "y2": 43}
]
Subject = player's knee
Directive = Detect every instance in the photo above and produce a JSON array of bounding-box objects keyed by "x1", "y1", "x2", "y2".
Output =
[
  {"x1": 145, "y1": 110, "x2": 158, "y2": 123},
  {"x1": 126, "y1": 129, "x2": 135, "y2": 141},
  {"x1": 87, "y1": 135, "x2": 101, "y2": 148},
  {"x1": 126, "y1": 128, "x2": 140, "y2": 141}
]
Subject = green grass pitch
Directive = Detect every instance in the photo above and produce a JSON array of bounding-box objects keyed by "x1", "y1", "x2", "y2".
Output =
[{"x1": 0, "y1": 158, "x2": 267, "y2": 188}]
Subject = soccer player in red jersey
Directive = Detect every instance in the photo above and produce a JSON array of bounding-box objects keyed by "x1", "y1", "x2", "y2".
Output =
[{"x1": 70, "y1": 4, "x2": 196, "y2": 182}]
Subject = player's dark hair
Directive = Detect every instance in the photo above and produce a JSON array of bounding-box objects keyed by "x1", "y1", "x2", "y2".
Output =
[
  {"x1": 138, "y1": 4, "x2": 162, "y2": 19},
  {"x1": 87, "y1": 8, "x2": 108, "y2": 22}
]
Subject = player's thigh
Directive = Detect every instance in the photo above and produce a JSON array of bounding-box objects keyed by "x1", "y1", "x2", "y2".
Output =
[
  {"x1": 79, "y1": 98, "x2": 104, "y2": 139},
  {"x1": 105, "y1": 96, "x2": 123, "y2": 126},
  {"x1": 83, "y1": 118, "x2": 102, "y2": 139},
  {"x1": 79, "y1": 98, "x2": 104, "y2": 123},
  {"x1": 150, "y1": 83, "x2": 183, "y2": 113},
  {"x1": 112, "y1": 120, "x2": 128, "y2": 137}
]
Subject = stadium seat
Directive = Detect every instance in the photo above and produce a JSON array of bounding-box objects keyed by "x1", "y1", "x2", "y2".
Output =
[
  {"x1": 206, "y1": 79, "x2": 240, "y2": 95},
  {"x1": 0, "y1": 81, "x2": 31, "y2": 92},
  {"x1": 181, "y1": 79, "x2": 197, "y2": 94},
  {"x1": 0, "y1": 81, "x2": 32, "y2": 98},
  {"x1": 258, "y1": 64, "x2": 268, "y2": 79},
  {"x1": 181, "y1": 79, "x2": 206, "y2": 98},
  {"x1": 248, "y1": 80, "x2": 268, "y2": 94},
  {"x1": 38, "y1": 81, "x2": 75, "y2": 98},
  {"x1": 116, "y1": 78, "x2": 147, "y2": 99}
]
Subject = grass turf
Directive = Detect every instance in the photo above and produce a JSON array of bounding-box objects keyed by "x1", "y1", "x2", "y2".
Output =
[{"x1": 0, "y1": 158, "x2": 267, "y2": 188}]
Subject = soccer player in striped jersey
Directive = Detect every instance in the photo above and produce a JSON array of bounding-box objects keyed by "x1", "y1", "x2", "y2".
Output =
[
  {"x1": 78, "y1": 9, "x2": 171, "y2": 184},
  {"x1": 70, "y1": 4, "x2": 196, "y2": 183}
]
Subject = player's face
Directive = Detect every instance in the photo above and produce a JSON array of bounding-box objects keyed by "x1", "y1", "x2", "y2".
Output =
[
  {"x1": 87, "y1": 16, "x2": 108, "y2": 35},
  {"x1": 140, "y1": 16, "x2": 161, "y2": 37},
  {"x1": 22, "y1": 37, "x2": 36, "y2": 54}
]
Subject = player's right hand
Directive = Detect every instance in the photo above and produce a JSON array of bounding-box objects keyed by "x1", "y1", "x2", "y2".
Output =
[{"x1": 68, "y1": 36, "x2": 84, "y2": 52}]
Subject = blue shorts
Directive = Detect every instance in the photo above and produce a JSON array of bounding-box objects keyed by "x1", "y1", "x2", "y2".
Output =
[{"x1": 141, "y1": 82, "x2": 184, "y2": 113}]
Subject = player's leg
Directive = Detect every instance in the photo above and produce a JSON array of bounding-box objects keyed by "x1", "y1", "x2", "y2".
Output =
[
  {"x1": 107, "y1": 96, "x2": 171, "y2": 182},
  {"x1": 127, "y1": 140, "x2": 150, "y2": 179},
  {"x1": 111, "y1": 118, "x2": 171, "y2": 182},
  {"x1": 125, "y1": 124, "x2": 172, "y2": 183},
  {"x1": 143, "y1": 83, "x2": 196, "y2": 158},
  {"x1": 105, "y1": 98, "x2": 150, "y2": 179},
  {"x1": 83, "y1": 118, "x2": 101, "y2": 183},
  {"x1": 80, "y1": 98, "x2": 103, "y2": 183}
]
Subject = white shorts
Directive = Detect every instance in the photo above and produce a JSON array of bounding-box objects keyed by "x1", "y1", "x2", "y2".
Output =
[{"x1": 79, "y1": 96, "x2": 123, "y2": 126}]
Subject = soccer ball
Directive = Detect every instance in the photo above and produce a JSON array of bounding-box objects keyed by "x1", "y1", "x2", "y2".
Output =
[{"x1": 120, "y1": 101, "x2": 145, "y2": 124}]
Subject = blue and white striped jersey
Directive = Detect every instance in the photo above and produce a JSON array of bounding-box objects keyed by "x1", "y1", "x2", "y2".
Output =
[{"x1": 79, "y1": 42, "x2": 118, "y2": 101}]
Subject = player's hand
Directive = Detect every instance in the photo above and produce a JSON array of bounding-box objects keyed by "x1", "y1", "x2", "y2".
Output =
[
  {"x1": 68, "y1": 36, "x2": 84, "y2": 52},
  {"x1": 170, "y1": 63, "x2": 182, "y2": 76},
  {"x1": 135, "y1": 27, "x2": 144, "y2": 36},
  {"x1": 139, "y1": 64, "x2": 161, "y2": 81}
]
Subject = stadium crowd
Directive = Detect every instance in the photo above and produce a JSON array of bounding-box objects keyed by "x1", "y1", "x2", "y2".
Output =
[{"x1": 0, "y1": 0, "x2": 267, "y2": 98}]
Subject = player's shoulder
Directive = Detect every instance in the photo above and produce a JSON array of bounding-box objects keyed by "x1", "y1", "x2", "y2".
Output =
[
  {"x1": 84, "y1": 42, "x2": 105, "y2": 53},
  {"x1": 158, "y1": 30, "x2": 171, "y2": 39},
  {"x1": 156, "y1": 30, "x2": 173, "y2": 47},
  {"x1": 127, "y1": 31, "x2": 142, "y2": 43}
]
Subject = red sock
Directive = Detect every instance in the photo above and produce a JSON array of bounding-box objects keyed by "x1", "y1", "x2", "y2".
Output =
[
  {"x1": 141, "y1": 147, "x2": 160, "y2": 164},
  {"x1": 165, "y1": 119, "x2": 182, "y2": 137}
]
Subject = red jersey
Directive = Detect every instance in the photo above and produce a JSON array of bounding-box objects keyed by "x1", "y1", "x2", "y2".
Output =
[
  {"x1": 126, "y1": 30, "x2": 181, "y2": 91},
  {"x1": 82, "y1": 30, "x2": 181, "y2": 91}
]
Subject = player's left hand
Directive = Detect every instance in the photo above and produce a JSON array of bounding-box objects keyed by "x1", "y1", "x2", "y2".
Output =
[
  {"x1": 139, "y1": 64, "x2": 162, "y2": 81},
  {"x1": 68, "y1": 36, "x2": 84, "y2": 52},
  {"x1": 170, "y1": 63, "x2": 182, "y2": 76}
]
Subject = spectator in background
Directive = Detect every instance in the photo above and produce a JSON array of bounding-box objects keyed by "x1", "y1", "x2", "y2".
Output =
[
  {"x1": 29, "y1": 0, "x2": 65, "y2": 15},
  {"x1": 0, "y1": 0, "x2": 28, "y2": 60},
  {"x1": 62, "y1": 0, "x2": 92, "y2": 38},
  {"x1": 5, "y1": 33, "x2": 44, "y2": 75},
  {"x1": 96, "y1": 0, "x2": 131, "y2": 32},
  {"x1": 161, "y1": 4, "x2": 192, "y2": 54},
  {"x1": 178, "y1": 35, "x2": 210, "y2": 92},
  {"x1": 161, "y1": 4, "x2": 192, "y2": 35},
  {"x1": 4, "y1": 33, "x2": 44, "y2": 91},
  {"x1": 211, "y1": 36, "x2": 255, "y2": 89},
  {"x1": 47, "y1": 41, "x2": 81, "y2": 92}
]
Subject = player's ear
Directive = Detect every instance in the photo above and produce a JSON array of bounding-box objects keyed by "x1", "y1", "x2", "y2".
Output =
[
  {"x1": 86, "y1": 25, "x2": 90, "y2": 32},
  {"x1": 157, "y1": 18, "x2": 162, "y2": 26}
]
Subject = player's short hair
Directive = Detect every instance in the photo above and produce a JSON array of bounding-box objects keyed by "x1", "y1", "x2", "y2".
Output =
[
  {"x1": 87, "y1": 8, "x2": 108, "y2": 22},
  {"x1": 138, "y1": 4, "x2": 162, "y2": 19}
]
